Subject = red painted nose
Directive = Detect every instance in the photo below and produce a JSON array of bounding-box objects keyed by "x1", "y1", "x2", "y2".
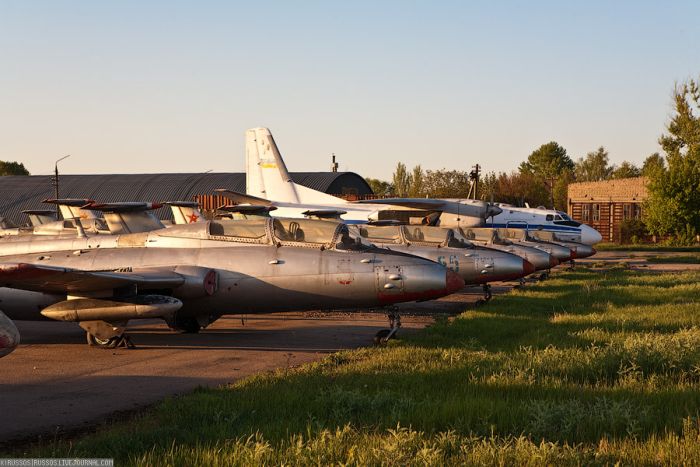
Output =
[
  {"x1": 549, "y1": 255, "x2": 559, "y2": 269},
  {"x1": 446, "y1": 270, "x2": 465, "y2": 294},
  {"x1": 523, "y1": 259, "x2": 535, "y2": 276}
]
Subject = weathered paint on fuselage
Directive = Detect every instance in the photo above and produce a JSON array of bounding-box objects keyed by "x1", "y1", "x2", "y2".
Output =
[{"x1": 0, "y1": 221, "x2": 458, "y2": 323}]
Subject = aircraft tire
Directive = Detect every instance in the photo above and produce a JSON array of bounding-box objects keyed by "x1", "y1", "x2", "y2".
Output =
[
  {"x1": 374, "y1": 329, "x2": 392, "y2": 345},
  {"x1": 87, "y1": 333, "x2": 123, "y2": 348},
  {"x1": 174, "y1": 316, "x2": 201, "y2": 334}
]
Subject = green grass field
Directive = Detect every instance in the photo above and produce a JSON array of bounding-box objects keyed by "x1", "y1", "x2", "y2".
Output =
[
  {"x1": 596, "y1": 243, "x2": 700, "y2": 252},
  {"x1": 13, "y1": 268, "x2": 700, "y2": 465},
  {"x1": 646, "y1": 254, "x2": 700, "y2": 264}
]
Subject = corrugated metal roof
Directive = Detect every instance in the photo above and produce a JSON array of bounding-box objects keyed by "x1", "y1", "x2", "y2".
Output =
[{"x1": 0, "y1": 172, "x2": 371, "y2": 226}]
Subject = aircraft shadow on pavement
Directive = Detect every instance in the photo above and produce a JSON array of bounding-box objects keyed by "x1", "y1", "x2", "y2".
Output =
[{"x1": 12, "y1": 320, "x2": 389, "y2": 352}]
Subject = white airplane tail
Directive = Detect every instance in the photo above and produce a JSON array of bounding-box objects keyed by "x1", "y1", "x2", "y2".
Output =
[{"x1": 245, "y1": 128, "x2": 344, "y2": 204}]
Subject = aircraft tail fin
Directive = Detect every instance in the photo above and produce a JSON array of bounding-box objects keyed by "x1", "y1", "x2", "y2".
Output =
[
  {"x1": 164, "y1": 201, "x2": 204, "y2": 224},
  {"x1": 43, "y1": 198, "x2": 99, "y2": 222},
  {"x1": 82, "y1": 202, "x2": 164, "y2": 234},
  {"x1": 245, "y1": 128, "x2": 344, "y2": 204}
]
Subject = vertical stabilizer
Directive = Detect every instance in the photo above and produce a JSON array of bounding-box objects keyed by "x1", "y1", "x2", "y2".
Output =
[
  {"x1": 245, "y1": 128, "x2": 345, "y2": 204},
  {"x1": 165, "y1": 201, "x2": 204, "y2": 224}
]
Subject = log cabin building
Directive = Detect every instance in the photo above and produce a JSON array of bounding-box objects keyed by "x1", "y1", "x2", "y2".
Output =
[{"x1": 567, "y1": 177, "x2": 648, "y2": 243}]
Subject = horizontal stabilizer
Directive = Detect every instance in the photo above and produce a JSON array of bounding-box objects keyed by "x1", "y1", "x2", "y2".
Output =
[
  {"x1": 214, "y1": 188, "x2": 273, "y2": 206},
  {"x1": 83, "y1": 202, "x2": 163, "y2": 213},
  {"x1": 301, "y1": 209, "x2": 347, "y2": 219},
  {"x1": 43, "y1": 198, "x2": 95, "y2": 207},
  {"x1": 217, "y1": 205, "x2": 277, "y2": 214}
]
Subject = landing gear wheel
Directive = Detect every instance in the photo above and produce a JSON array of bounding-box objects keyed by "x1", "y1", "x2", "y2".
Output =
[
  {"x1": 374, "y1": 329, "x2": 392, "y2": 345},
  {"x1": 540, "y1": 272, "x2": 549, "y2": 281},
  {"x1": 482, "y1": 284, "x2": 493, "y2": 301},
  {"x1": 374, "y1": 308, "x2": 402, "y2": 345},
  {"x1": 568, "y1": 260, "x2": 576, "y2": 271},
  {"x1": 174, "y1": 317, "x2": 201, "y2": 334},
  {"x1": 474, "y1": 299, "x2": 486, "y2": 308},
  {"x1": 86, "y1": 333, "x2": 134, "y2": 349}
]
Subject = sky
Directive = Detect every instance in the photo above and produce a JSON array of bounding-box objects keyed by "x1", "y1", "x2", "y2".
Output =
[{"x1": 1, "y1": 1, "x2": 699, "y2": 179}]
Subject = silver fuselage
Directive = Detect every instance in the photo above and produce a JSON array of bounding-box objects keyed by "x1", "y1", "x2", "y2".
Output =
[{"x1": 0, "y1": 220, "x2": 459, "y2": 325}]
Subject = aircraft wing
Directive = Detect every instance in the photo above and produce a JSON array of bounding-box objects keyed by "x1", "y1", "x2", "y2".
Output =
[
  {"x1": 0, "y1": 263, "x2": 185, "y2": 294},
  {"x1": 351, "y1": 198, "x2": 447, "y2": 210}
]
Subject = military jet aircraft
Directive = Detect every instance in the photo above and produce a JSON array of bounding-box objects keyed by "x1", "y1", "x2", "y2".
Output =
[
  {"x1": 527, "y1": 230, "x2": 596, "y2": 259},
  {"x1": 221, "y1": 127, "x2": 502, "y2": 227},
  {"x1": 350, "y1": 223, "x2": 534, "y2": 301},
  {"x1": 457, "y1": 227, "x2": 559, "y2": 272},
  {"x1": 0, "y1": 217, "x2": 462, "y2": 348},
  {"x1": 490, "y1": 227, "x2": 575, "y2": 263},
  {"x1": 0, "y1": 310, "x2": 19, "y2": 358}
]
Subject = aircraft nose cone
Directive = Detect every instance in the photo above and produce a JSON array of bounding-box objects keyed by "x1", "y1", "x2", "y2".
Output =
[
  {"x1": 0, "y1": 311, "x2": 20, "y2": 358},
  {"x1": 446, "y1": 269, "x2": 465, "y2": 294},
  {"x1": 523, "y1": 259, "x2": 535, "y2": 276},
  {"x1": 581, "y1": 226, "x2": 603, "y2": 245}
]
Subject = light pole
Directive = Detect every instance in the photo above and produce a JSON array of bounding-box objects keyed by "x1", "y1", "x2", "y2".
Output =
[{"x1": 52, "y1": 155, "x2": 70, "y2": 218}]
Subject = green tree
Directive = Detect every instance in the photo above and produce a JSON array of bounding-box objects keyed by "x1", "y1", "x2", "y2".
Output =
[
  {"x1": 611, "y1": 161, "x2": 641, "y2": 179},
  {"x1": 0, "y1": 160, "x2": 30, "y2": 175},
  {"x1": 480, "y1": 171, "x2": 498, "y2": 201},
  {"x1": 392, "y1": 162, "x2": 410, "y2": 197},
  {"x1": 422, "y1": 169, "x2": 470, "y2": 198},
  {"x1": 644, "y1": 78, "x2": 700, "y2": 240},
  {"x1": 519, "y1": 142, "x2": 574, "y2": 179},
  {"x1": 553, "y1": 170, "x2": 575, "y2": 211},
  {"x1": 490, "y1": 171, "x2": 550, "y2": 207},
  {"x1": 365, "y1": 177, "x2": 394, "y2": 196},
  {"x1": 520, "y1": 142, "x2": 574, "y2": 208},
  {"x1": 641, "y1": 152, "x2": 665, "y2": 178},
  {"x1": 574, "y1": 147, "x2": 613, "y2": 181},
  {"x1": 408, "y1": 165, "x2": 425, "y2": 198}
]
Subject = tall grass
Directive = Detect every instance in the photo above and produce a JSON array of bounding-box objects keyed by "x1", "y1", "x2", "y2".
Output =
[{"x1": 13, "y1": 269, "x2": 700, "y2": 465}]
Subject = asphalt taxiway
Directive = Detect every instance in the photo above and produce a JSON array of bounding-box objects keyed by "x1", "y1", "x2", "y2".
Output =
[{"x1": 0, "y1": 287, "x2": 492, "y2": 444}]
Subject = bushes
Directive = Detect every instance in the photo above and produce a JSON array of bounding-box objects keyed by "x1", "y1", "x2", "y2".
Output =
[{"x1": 619, "y1": 219, "x2": 648, "y2": 244}]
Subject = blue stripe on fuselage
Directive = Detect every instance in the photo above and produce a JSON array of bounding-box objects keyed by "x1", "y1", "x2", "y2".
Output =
[{"x1": 486, "y1": 223, "x2": 581, "y2": 233}]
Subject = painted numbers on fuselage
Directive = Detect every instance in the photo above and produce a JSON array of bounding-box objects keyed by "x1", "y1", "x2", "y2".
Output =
[{"x1": 437, "y1": 255, "x2": 459, "y2": 273}]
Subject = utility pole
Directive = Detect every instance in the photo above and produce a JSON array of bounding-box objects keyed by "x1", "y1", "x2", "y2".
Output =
[
  {"x1": 467, "y1": 164, "x2": 480, "y2": 199},
  {"x1": 52, "y1": 155, "x2": 70, "y2": 218}
]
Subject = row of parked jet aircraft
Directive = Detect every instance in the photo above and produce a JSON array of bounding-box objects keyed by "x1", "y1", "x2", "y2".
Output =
[{"x1": 0, "y1": 128, "x2": 602, "y2": 358}]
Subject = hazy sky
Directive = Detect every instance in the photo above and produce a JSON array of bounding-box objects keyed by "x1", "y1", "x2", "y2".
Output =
[{"x1": 1, "y1": 1, "x2": 698, "y2": 179}]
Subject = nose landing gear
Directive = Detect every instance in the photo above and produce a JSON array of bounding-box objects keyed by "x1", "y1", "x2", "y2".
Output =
[{"x1": 374, "y1": 308, "x2": 402, "y2": 345}]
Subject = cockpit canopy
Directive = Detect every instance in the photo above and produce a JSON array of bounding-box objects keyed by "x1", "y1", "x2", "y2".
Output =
[
  {"x1": 206, "y1": 218, "x2": 360, "y2": 250},
  {"x1": 354, "y1": 224, "x2": 475, "y2": 249}
]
